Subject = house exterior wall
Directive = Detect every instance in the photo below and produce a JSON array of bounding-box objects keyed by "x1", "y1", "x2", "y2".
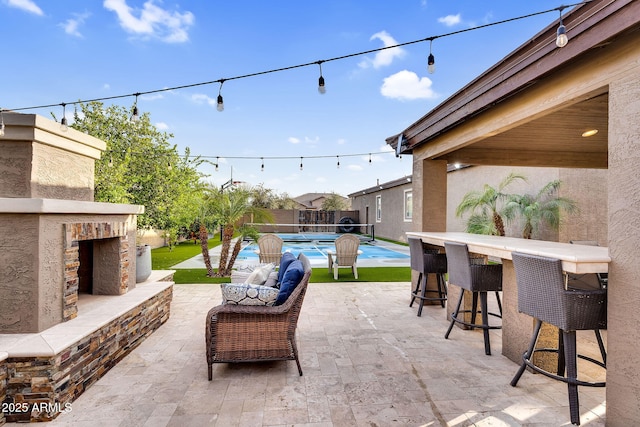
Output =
[
  {"x1": 446, "y1": 165, "x2": 607, "y2": 242},
  {"x1": 350, "y1": 180, "x2": 413, "y2": 242},
  {"x1": 606, "y1": 70, "x2": 640, "y2": 426},
  {"x1": 351, "y1": 165, "x2": 607, "y2": 244}
]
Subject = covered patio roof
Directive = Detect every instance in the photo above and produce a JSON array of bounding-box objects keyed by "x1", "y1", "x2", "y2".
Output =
[
  {"x1": 387, "y1": 0, "x2": 639, "y2": 169},
  {"x1": 385, "y1": 0, "x2": 640, "y2": 423}
]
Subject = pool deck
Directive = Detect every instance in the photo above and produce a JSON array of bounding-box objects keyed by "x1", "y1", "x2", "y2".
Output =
[
  {"x1": 18, "y1": 281, "x2": 606, "y2": 426},
  {"x1": 170, "y1": 238, "x2": 410, "y2": 269}
]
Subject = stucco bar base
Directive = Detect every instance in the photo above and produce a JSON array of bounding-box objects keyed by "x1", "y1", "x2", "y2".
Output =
[{"x1": 0, "y1": 272, "x2": 173, "y2": 423}]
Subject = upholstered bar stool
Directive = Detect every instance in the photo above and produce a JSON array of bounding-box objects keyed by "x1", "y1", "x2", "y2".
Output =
[
  {"x1": 444, "y1": 241, "x2": 503, "y2": 355},
  {"x1": 408, "y1": 237, "x2": 448, "y2": 316},
  {"x1": 510, "y1": 252, "x2": 606, "y2": 426}
]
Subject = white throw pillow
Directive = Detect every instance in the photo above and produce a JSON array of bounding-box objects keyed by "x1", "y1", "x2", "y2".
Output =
[{"x1": 243, "y1": 263, "x2": 275, "y2": 286}]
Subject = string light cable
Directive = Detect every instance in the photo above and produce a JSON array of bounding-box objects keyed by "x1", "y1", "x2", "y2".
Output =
[{"x1": 0, "y1": 2, "x2": 589, "y2": 116}]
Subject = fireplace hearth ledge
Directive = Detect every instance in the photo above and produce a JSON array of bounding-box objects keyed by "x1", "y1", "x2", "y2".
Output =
[{"x1": 0, "y1": 270, "x2": 174, "y2": 357}]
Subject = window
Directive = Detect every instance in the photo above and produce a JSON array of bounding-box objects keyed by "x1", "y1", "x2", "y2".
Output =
[
  {"x1": 375, "y1": 195, "x2": 382, "y2": 222},
  {"x1": 404, "y1": 190, "x2": 413, "y2": 221}
]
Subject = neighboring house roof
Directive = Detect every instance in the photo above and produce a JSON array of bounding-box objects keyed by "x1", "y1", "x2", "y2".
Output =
[{"x1": 348, "y1": 176, "x2": 412, "y2": 197}]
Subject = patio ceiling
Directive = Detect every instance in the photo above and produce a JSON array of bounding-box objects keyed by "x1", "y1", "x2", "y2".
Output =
[{"x1": 434, "y1": 92, "x2": 609, "y2": 169}]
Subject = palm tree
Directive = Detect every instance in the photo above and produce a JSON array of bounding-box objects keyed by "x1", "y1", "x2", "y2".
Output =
[
  {"x1": 202, "y1": 186, "x2": 273, "y2": 277},
  {"x1": 456, "y1": 173, "x2": 527, "y2": 236},
  {"x1": 503, "y1": 180, "x2": 578, "y2": 239}
]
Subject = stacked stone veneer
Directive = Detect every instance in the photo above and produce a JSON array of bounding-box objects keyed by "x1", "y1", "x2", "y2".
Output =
[
  {"x1": 2, "y1": 286, "x2": 172, "y2": 423},
  {"x1": 0, "y1": 354, "x2": 7, "y2": 426},
  {"x1": 63, "y1": 221, "x2": 130, "y2": 321}
]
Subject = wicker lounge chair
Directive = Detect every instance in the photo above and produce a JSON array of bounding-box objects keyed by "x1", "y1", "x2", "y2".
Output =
[
  {"x1": 255, "y1": 234, "x2": 284, "y2": 264},
  {"x1": 327, "y1": 234, "x2": 362, "y2": 280},
  {"x1": 205, "y1": 253, "x2": 312, "y2": 380},
  {"x1": 510, "y1": 252, "x2": 607, "y2": 426},
  {"x1": 408, "y1": 237, "x2": 447, "y2": 316}
]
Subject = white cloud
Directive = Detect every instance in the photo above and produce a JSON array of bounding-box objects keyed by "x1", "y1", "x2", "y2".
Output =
[
  {"x1": 304, "y1": 136, "x2": 319, "y2": 144},
  {"x1": 103, "y1": 83, "x2": 111, "y2": 90},
  {"x1": 155, "y1": 122, "x2": 169, "y2": 130},
  {"x1": 5, "y1": 0, "x2": 43, "y2": 15},
  {"x1": 103, "y1": 0, "x2": 194, "y2": 43},
  {"x1": 358, "y1": 31, "x2": 406, "y2": 69},
  {"x1": 348, "y1": 164, "x2": 363, "y2": 172},
  {"x1": 191, "y1": 93, "x2": 216, "y2": 107},
  {"x1": 379, "y1": 144, "x2": 394, "y2": 152},
  {"x1": 315, "y1": 177, "x2": 327, "y2": 183},
  {"x1": 380, "y1": 70, "x2": 437, "y2": 100},
  {"x1": 60, "y1": 12, "x2": 90, "y2": 37},
  {"x1": 288, "y1": 137, "x2": 300, "y2": 144},
  {"x1": 438, "y1": 14, "x2": 461, "y2": 27},
  {"x1": 337, "y1": 138, "x2": 346, "y2": 145}
]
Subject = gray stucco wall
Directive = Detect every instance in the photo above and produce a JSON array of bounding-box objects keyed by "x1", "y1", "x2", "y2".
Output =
[
  {"x1": 351, "y1": 165, "x2": 607, "y2": 244},
  {"x1": 351, "y1": 181, "x2": 413, "y2": 242},
  {"x1": 447, "y1": 165, "x2": 607, "y2": 243}
]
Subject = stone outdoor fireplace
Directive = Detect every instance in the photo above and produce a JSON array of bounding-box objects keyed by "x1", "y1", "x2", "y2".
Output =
[
  {"x1": 0, "y1": 113, "x2": 141, "y2": 333},
  {"x1": 0, "y1": 113, "x2": 173, "y2": 423}
]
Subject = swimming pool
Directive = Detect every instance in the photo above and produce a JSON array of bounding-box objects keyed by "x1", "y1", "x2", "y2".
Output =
[
  {"x1": 238, "y1": 240, "x2": 409, "y2": 262},
  {"x1": 170, "y1": 235, "x2": 410, "y2": 269}
]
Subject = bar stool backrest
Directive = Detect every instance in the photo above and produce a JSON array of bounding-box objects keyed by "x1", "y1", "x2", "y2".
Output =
[
  {"x1": 444, "y1": 242, "x2": 474, "y2": 291},
  {"x1": 408, "y1": 237, "x2": 425, "y2": 272},
  {"x1": 513, "y1": 252, "x2": 607, "y2": 331},
  {"x1": 512, "y1": 252, "x2": 567, "y2": 328}
]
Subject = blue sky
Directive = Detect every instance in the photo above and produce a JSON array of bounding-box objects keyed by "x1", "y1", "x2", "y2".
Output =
[{"x1": 1, "y1": 0, "x2": 570, "y2": 197}]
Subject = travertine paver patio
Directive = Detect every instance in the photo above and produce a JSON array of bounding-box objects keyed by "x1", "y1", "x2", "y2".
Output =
[{"x1": 16, "y1": 281, "x2": 606, "y2": 426}]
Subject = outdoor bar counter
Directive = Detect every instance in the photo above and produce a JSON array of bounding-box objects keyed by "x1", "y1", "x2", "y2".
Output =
[{"x1": 406, "y1": 231, "x2": 611, "y2": 364}]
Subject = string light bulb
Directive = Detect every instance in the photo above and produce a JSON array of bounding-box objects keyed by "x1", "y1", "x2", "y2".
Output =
[
  {"x1": 427, "y1": 38, "x2": 436, "y2": 74},
  {"x1": 369, "y1": 153, "x2": 372, "y2": 164},
  {"x1": 215, "y1": 157, "x2": 219, "y2": 171},
  {"x1": 261, "y1": 157, "x2": 264, "y2": 172},
  {"x1": 337, "y1": 155, "x2": 340, "y2": 169},
  {"x1": 60, "y1": 103, "x2": 68, "y2": 132},
  {"x1": 300, "y1": 157, "x2": 303, "y2": 171},
  {"x1": 0, "y1": 109, "x2": 5, "y2": 137},
  {"x1": 167, "y1": 161, "x2": 172, "y2": 170},
  {"x1": 217, "y1": 80, "x2": 225, "y2": 112},
  {"x1": 317, "y1": 61, "x2": 326, "y2": 94},
  {"x1": 556, "y1": 7, "x2": 568, "y2": 48},
  {"x1": 131, "y1": 94, "x2": 140, "y2": 122}
]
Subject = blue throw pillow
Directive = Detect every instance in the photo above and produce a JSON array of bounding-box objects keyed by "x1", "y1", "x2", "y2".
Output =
[
  {"x1": 275, "y1": 260, "x2": 304, "y2": 305},
  {"x1": 277, "y1": 252, "x2": 297, "y2": 284}
]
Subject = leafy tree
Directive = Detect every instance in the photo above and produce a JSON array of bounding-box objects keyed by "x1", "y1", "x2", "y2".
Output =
[
  {"x1": 249, "y1": 184, "x2": 297, "y2": 209},
  {"x1": 249, "y1": 184, "x2": 276, "y2": 208},
  {"x1": 456, "y1": 173, "x2": 526, "y2": 236},
  {"x1": 200, "y1": 186, "x2": 273, "y2": 277},
  {"x1": 273, "y1": 192, "x2": 298, "y2": 209},
  {"x1": 321, "y1": 192, "x2": 348, "y2": 211},
  {"x1": 503, "y1": 180, "x2": 578, "y2": 239},
  {"x1": 71, "y1": 101, "x2": 206, "y2": 245}
]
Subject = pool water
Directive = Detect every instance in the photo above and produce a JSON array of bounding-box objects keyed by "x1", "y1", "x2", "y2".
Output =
[{"x1": 238, "y1": 241, "x2": 409, "y2": 261}]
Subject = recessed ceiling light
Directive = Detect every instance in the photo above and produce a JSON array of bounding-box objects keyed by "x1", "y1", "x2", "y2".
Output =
[{"x1": 582, "y1": 129, "x2": 598, "y2": 137}]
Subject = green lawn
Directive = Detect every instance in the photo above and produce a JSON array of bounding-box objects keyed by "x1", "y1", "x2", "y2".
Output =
[{"x1": 152, "y1": 239, "x2": 411, "y2": 284}]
